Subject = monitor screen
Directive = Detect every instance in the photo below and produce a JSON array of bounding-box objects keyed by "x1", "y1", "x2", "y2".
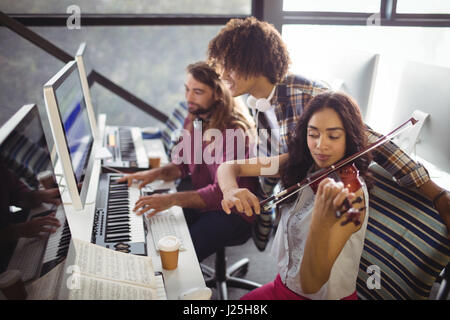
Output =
[
  {"x1": 54, "y1": 65, "x2": 94, "y2": 186},
  {"x1": 0, "y1": 104, "x2": 71, "y2": 282},
  {"x1": 75, "y1": 42, "x2": 98, "y2": 139},
  {"x1": 392, "y1": 61, "x2": 450, "y2": 172},
  {"x1": 43, "y1": 60, "x2": 96, "y2": 211}
]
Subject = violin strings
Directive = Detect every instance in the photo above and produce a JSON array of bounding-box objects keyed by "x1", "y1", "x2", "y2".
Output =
[{"x1": 264, "y1": 185, "x2": 304, "y2": 210}]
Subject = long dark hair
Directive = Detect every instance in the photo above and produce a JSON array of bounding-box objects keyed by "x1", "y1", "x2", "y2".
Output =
[
  {"x1": 280, "y1": 91, "x2": 372, "y2": 201},
  {"x1": 186, "y1": 61, "x2": 254, "y2": 133}
]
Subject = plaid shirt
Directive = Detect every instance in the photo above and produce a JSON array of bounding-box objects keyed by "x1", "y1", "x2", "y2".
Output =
[{"x1": 256, "y1": 74, "x2": 430, "y2": 195}]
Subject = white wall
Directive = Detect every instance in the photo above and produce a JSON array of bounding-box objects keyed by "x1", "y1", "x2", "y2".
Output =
[{"x1": 283, "y1": 25, "x2": 450, "y2": 134}]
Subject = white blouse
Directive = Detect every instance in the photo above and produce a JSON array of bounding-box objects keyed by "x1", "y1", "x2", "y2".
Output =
[{"x1": 271, "y1": 177, "x2": 369, "y2": 300}]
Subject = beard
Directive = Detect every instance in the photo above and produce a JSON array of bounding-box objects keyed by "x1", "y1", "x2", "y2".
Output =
[{"x1": 188, "y1": 103, "x2": 212, "y2": 116}]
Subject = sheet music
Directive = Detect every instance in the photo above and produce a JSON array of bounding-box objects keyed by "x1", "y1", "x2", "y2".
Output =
[
  {"x1": 72, "y1": 239, "x2": 156, "y2": 288},
  {"x1": 67, "y1": 275, "x2": 156, "y2": 300},
  {"x1": 26, "y1": 261, "x2": 65, "y2": 300},
  {"x1": 55, "y1": 239, "x2": 158, "y2": 300}
]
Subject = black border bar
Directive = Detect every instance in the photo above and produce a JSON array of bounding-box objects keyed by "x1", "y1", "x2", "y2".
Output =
[
  {"x1": 3, "y1": 14, "x2": 248, "y2": 27},
  {"x1": 0, "y1": 11, "x2": 73, "y2": 62}
]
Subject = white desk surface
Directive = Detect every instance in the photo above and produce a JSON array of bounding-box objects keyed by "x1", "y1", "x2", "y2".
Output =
[{"x1": 61, "y1": 118, "x2": 205, "y2": 300}]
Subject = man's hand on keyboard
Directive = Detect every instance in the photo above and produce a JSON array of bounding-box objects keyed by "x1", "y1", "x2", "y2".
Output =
[
  {"x1": 32, "y1": 188, "x2": 62, "y2": 206},
  {"x1": 117, "y1": 168, "x2": 160, "y2": 189},
  {"x1": 133, "y1": 193, "x2": 175, "y2": 218},
  {"x1": 14, "y1": 212, "x2": 61, "y2": 239}
]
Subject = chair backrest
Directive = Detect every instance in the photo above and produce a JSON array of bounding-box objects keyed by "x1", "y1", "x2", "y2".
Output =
[
  {"x1": 357, "y1": 164, "x2": 450, "y2": 299},
  {"x1": 251, "y1": 207, "x2": 274, "y2": 252},
  {"x1": 161, "y1": 101, "x2": 188, "y2": 160}
]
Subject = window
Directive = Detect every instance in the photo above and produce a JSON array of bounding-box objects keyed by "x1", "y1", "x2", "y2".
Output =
[
  {"x1": 0, "y1": 0, "x2": 251, "y2": 15},
  {"x1": 283, "y1": 0, "x2": 380, "y2": 13},
  {"x1": 283, "y1": 24, "x2": 450, "y2": 134},
  {"x1": 0, "y1": 25, "x2": 222, "y2": 129},
  {"x1": 396, "y1": 0, "x2": 450, "y2": 14},
  {"x1": 0, "y1": 0, "x2": 253, "y2": 128}
]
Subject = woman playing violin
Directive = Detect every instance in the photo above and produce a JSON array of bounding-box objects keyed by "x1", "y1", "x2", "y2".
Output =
[{"x1": 217, "y1": 91, "x2": 372, "y2": 299}]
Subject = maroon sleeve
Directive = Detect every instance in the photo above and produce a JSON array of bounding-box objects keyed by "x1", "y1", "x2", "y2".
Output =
[{"x1": 196, "y1": 128, "x2": 259, "y2": 222}]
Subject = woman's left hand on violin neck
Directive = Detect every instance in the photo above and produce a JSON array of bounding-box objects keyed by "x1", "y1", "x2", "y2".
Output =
[{"x1": 310, "y1": 178, "x2": 364, "y2": 232}]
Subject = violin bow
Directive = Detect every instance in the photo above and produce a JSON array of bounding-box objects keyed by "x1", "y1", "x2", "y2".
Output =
[{"x1": 260, "y1": 117, "x2": 418, "y2": 211}]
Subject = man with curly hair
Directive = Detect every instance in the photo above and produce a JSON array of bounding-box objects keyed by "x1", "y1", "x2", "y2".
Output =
[{"x1": 207, "y1": 17, "x2": 449, "y2": 236}]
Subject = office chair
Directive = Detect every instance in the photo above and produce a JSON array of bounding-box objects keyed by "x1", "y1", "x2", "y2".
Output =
[
  {"x1": 197, "y1": 196, "x2": 275, "y2": 300},
  {"x1": 356, "y1": 163, "x2": 450, "y2": 299},
  {"x1": 161, "y1": 101, "x2": 188, "y2": 158},
  {"x1": 200, "y1": 204, "x2": 275, "y2": 300},
  {"x1": 201, "y1": 239, "x2": 262, "y2": 300}
]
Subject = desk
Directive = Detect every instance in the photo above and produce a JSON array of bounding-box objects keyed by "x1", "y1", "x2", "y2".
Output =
[
  {"x1": 142, "y1": 138, "x2": 205, "y2": 299},
  {"x1": 61, "y1": 117, "x2": 205, "y2": 300}
]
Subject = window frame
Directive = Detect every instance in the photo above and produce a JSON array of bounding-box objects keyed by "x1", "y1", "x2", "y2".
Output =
[
  {"x1": 0, "y1": 0, "x2": 262, "y2": 26},
  {"x1": 263, "y1": 0, "x2": 450, "y2": 34},
  {"x1": 2, "y1": 1, "x2": 449, "y2": 29}
]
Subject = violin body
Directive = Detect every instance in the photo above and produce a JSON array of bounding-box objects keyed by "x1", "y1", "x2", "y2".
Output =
[
  {"x1": 310, "y1": 163, "x2": 364, "y2": 226},
  {"x1": 310, "y1": 163, "x2": 362, "y2": 194}
]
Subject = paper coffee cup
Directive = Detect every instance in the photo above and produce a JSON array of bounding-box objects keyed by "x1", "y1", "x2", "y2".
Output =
[
  {"x1": 158, "y1": 236, "x2": 180, "y2": 270},
  {"x1": 0, "y1": 270, "x2": 27, "y2": 300},
  {"x1": 149, "y1": 156, "x2": 161, "y2": 169}
]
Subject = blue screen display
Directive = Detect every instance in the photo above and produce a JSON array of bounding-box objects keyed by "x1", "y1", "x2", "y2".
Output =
[{"x1": 54, "y1": 67, "x2": 93, "y2": 186}]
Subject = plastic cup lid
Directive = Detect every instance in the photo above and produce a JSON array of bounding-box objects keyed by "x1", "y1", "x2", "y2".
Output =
[{"x1": 158, "y1": 235, "x2": 180, "y2": 251}]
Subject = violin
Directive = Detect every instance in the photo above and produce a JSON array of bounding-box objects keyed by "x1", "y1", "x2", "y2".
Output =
[
  {"x1": 311, "y1": 163, "x2": 365, "y2": 226},
  {"x1": 259, "y1": 117, "x2": 418, "y2": 226}
]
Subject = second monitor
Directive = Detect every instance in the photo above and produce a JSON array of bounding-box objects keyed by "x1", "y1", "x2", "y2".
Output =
[
  {"x1": 75, "y1": 43, "x2": 148, "y2": 171},
  {"x1": 43, "y1": 60, "x2": 96, "y2": 211}
]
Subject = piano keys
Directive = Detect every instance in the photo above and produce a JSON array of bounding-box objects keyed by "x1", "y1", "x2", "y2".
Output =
[
  {"x1": 40, "y1": 208, "x2": 71, "y2": 275},
  {"x1": 7, "y1": 206, "x2": 72, "y2": 282},
  {"x1": 91, "y1": 173, "x2": 147, "y2": 255},
  {"x1": 118, "y1": 127, "x2": 137, "y2": 164},
  {"x1": 103, "y1": 127, "x2": 143, "y2": 170}
]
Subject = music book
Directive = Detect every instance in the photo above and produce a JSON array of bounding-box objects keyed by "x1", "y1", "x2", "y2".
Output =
[{"x1": 27, "y1": 238, "x2": 157, "y2": 300}]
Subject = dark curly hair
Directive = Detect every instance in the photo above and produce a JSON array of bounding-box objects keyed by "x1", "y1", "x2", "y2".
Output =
[
  {"x1": 280, "y1": 91, "x2": 372, "y2": 202},
  {"x1": 207, "y1": 17, "x2": 290, "y2": 84}
]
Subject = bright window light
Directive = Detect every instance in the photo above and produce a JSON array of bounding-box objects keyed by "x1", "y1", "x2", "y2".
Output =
[
  {"x1": 283, "y1": 0, "x2": 380, "y2": 13},
  {"x1": 283, "y1": 24, "x2": 450, "y2": 133},
  {"x1": 396, "y1": 0, "x2": 450, "y2": 14}
]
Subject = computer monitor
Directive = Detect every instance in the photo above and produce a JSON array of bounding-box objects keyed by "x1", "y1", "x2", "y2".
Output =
[
  {"x1": 0, "y1": 104, "x2": 70, "y2": 278},
  {"x1": 75, "y1": 42, "x2": 98, "y2": 139},
  {"x1": 289, "y1": 48, "x2": 379, "y2": 119},
  {"x1": 392, "y1": 61, "x2": 450, "y2": 172},
  {"x1": 43, "y1": 60, "x2": 96, "y2": 210}
]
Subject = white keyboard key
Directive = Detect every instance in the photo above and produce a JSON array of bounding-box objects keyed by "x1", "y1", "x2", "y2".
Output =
[{"x1": 128, "y1": 184, "x2": 146, "y2": 243}]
